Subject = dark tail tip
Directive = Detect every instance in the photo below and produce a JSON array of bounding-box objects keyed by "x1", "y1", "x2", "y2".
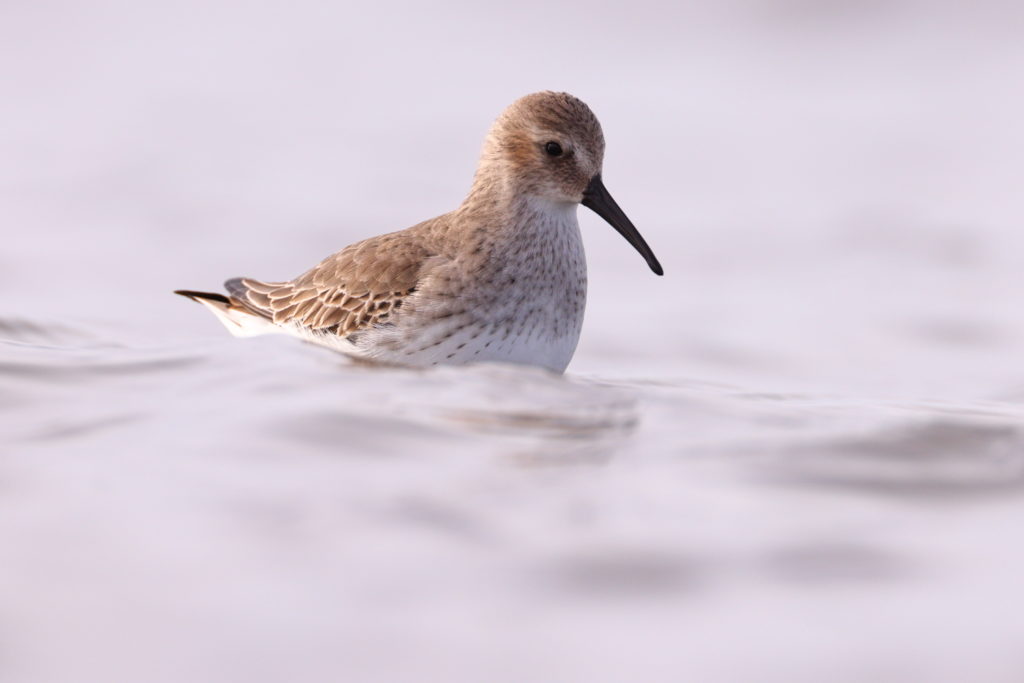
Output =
[{"x1": 174, "y1": 289, "x2": 231, "y2": 304}]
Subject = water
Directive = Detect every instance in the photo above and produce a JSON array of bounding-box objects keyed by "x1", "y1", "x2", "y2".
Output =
[{"x1": 3, "y1": 1, "x2": 1024, "y2": 681}]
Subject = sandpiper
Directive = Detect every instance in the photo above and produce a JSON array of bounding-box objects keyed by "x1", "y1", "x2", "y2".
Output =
[{"x1": 176, "y1": 91, "x2": 662, "y2": 373}]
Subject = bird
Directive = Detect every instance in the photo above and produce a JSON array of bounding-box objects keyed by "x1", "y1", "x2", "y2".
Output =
[{"x1": 175, "y1": 91, "x2": 662, "y2": 373}]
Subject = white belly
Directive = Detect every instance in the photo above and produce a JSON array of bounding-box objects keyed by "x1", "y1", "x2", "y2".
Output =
[{"x1": 397, "y1": 318, "x2": 582, "y2": 372}]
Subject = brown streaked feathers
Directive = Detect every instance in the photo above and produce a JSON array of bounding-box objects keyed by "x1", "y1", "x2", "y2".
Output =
[{"x1": 223, "y1": 226, "x2": 438, "y2": 337}]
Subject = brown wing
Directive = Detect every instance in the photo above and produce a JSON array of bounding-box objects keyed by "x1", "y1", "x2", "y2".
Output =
[{"x1": 225, "y1": 230, "x2": 435, "y2": 337}]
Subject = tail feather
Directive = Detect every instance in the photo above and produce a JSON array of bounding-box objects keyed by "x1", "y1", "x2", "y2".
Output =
[
  {"x1": 174, "y1": 289, "x2": 231, "y2": 305},
  {"x1": 174, "y1": 287, "x2": 279, "y2": 338}
]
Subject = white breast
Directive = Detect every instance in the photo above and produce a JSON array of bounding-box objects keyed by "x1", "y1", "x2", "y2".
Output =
[{"x1": 351, "y1": 202, "x2": 589, "y2": 373}]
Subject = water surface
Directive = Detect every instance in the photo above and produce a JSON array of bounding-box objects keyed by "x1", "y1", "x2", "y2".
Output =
[{"x1": 3, "y1": 1, "x2": 1024, "y2": 681}]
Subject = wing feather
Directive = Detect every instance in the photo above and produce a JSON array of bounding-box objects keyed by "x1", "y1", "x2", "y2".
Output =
[{"x1": 224, "y1": 228, "x2": 437, "y2": 338}]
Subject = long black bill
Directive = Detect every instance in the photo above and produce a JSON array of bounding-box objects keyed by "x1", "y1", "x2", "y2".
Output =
[{"x1": 581, "y1": 175, "x2": 663, "y2": 276}]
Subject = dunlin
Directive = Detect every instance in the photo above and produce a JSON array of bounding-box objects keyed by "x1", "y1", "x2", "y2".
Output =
[{"x1": 176, "y1": 91, "x2": 662, "y2": 373}]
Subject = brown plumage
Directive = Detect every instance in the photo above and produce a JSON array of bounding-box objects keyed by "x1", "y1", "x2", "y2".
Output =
[
  {"x1": 176, "y1": 91, "x2": 662, "y2": 372},
  {"x1": 224, "y1": 229, "x2": 431, "y2": 337}
]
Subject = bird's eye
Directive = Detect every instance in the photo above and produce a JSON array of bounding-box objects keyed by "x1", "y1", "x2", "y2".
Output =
[{"x1": 544, "y1": 141, "x2": 563, "y2": 157}]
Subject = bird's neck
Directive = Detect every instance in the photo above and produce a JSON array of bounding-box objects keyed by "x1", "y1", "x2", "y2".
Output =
[{"x1": 461, "y1": 163, "x2": 576, "y2": 231}]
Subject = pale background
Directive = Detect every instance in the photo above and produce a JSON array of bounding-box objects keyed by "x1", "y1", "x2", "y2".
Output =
[{"x1": 2, "y1": 1, "x2": 1024, "y2": 681}]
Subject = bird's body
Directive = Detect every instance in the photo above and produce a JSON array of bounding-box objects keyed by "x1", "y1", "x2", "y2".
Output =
[{"x1": 177, "y1": 92, "x2": 661, "y2": 373}]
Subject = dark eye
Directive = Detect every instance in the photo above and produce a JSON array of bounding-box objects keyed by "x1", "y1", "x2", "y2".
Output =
[{"x1": 544, "y1": 141, "x2": 563, "y2": 157}]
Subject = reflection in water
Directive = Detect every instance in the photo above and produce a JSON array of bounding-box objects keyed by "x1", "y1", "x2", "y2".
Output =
[{"x1": 440, "y1": 378, "x2": 639, "y2": 466}]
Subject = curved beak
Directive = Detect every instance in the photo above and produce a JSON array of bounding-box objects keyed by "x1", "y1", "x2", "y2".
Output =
[{"x1": 581, "y1": 175, "x2": 663, "y2": 276}]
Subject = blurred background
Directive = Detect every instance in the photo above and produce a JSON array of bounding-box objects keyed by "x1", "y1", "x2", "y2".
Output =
[{"x1": 1, "y1": 1, "x2": 1023, "y2": 681}]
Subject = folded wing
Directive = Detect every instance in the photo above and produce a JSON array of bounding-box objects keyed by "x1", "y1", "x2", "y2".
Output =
[{"x1": 225, "y1": 230, "x2": 435, "y2": 338}]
